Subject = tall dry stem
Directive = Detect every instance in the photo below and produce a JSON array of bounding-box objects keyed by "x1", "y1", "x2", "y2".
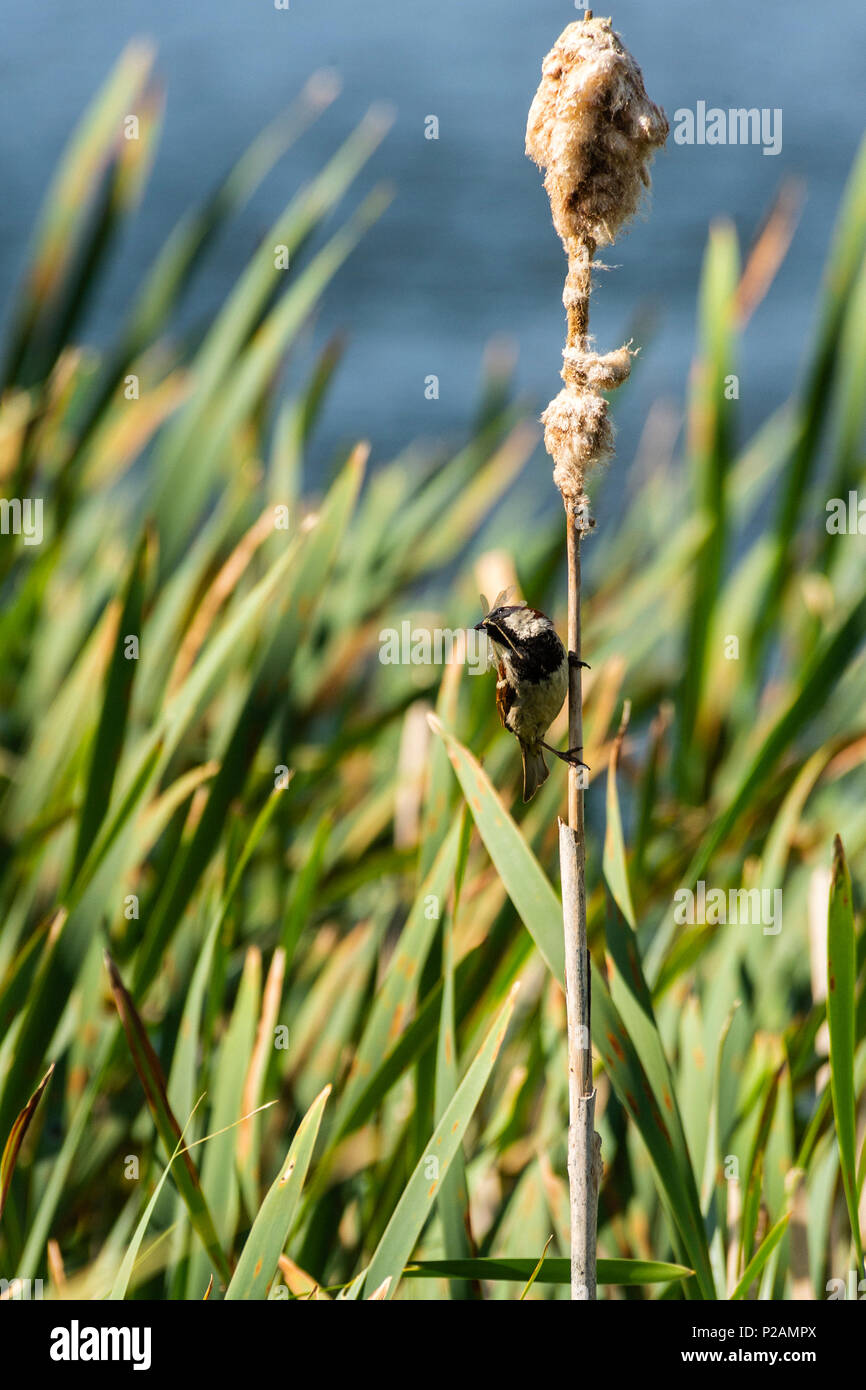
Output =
[{"x1": 526, "y1": 11, "x2": 667, "y2": 1300}]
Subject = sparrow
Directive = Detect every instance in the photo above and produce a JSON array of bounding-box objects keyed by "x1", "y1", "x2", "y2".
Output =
[{"x1": 474, "y1": 596, "x2": 589, "y2": 802}]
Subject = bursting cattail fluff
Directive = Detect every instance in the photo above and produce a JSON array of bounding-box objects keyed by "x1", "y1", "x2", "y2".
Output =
[{"x1": 526, "y1": 17, "x2": 668, "y2": 503}]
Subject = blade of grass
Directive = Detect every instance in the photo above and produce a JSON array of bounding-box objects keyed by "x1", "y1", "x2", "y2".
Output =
[
  {"x1": 333, "y1": 818, "x2": 462, "y2": 1135},
  {"x1": 67, "y1": 73, "x2": 341, "y2": 464},
  {"x1": 105, "y1": 952, "x2": 230, "y2": 1285},
  {"x1": 185, "y1": 948, "x2": 261, "y2": 1298},
  {"x1": 433, "y1": 808, "x2": 476, "y2": 1299},
  {"x1": 356, "y1": 986, "x2": 518, "y2": 1300},
  {"x1": 752, "y1": 136, "x2": 866, "y2": 677},
  {"x1": 827, "y1": 834, "x2": 863, "y2": 1270},
  {"x1": 729, "y1": 1212, "x2": 791, "y2": 1301},
  {"x1": 683, "y1": 590, "x2": 866, "y2": 889},
  {"x1": 404, "y1": 1256, "x2": 693, "y2": 1287},
  {"x1": 675, "y1": 222, "x2": 739, "y2": 798},
  {"x1": 0, "y1": 1064, "x2": 54, "y2": 1224},
  {"x1": 108, "y1": 1097, "x2": 204, "y2": 1300},
  {"x1": 429, "y1": 714, "x2": 563, "y2": 978},
  {"x1": 224, "y1": 1084, "x2": 330, "y2": 1300},
  {"x1": 1, "y1": 43, "x2": 154, "y2": 391},
  {"x1": 135, "y1": 447, "x2": 365, "y2": 993},
  {"x1": 520, "y1": 1235, "x2": 555, "y2": 1300},
  {"x1": 68, "y1": 531, "x2": 148, "y2": 883}
]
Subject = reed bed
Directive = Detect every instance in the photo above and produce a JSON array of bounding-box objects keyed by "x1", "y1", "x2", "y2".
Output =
[{"x1": 0, "y1": 43, "x2": 864, "y2": 1300}]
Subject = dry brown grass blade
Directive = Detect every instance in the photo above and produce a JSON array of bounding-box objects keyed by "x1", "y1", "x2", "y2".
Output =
[
  {"x1": 167, "y1": 506, "x2": 276, "y2": 695},
  {"x1": 736, "y1": 178, "x2": 805, "y2": 326},
  {"x1": 0, "y1": 1062, "x2": 55, "y2": 1223},
  {"x1": 104, "y1": 950, "x2": 231, "y2": 1283},
  {"x1": 104, "y1": 952, "x2": 198, "y2": 1183},
  {"x1": 238, "y1": 946, "x2": 287, "y2": 1173},
  {"x1": 84, "y1": 369, "x2": 192, "y2": 488},
  {"x1": 47, "y1": 1238, "x2": 67, "y2": 1294},
  {"x1": 278, "y1": 1255, "x2": 332, "y2": 1299}
]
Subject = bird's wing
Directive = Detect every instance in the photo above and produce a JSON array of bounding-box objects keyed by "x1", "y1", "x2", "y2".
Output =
[{"x1": 495, "y1": 659, "x2": 514, "y2": 729}]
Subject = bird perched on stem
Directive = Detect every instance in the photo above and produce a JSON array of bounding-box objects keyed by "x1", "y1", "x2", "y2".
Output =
[{"x1": 475, "y1": 596, "x2": 588, "y2": 802}]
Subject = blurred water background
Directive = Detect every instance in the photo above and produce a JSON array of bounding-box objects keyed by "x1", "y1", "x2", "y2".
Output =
[{"x1": 2, "y1": 0, "x2": 864, "y2": 520}]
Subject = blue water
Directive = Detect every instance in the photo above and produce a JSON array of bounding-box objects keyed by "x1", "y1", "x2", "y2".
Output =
[{"x1": 2, "y1": 0, "x2": 864, "y2": 503}]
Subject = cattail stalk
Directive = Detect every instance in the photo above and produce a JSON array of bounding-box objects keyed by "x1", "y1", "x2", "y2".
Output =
[{"x1": 526, "y1": 11, "x2": 667, "y2": 1300}]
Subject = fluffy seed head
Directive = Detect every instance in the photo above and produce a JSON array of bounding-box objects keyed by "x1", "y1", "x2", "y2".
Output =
[
  {"x1": 526, "y1": 16, "x2": 668, "y2": 249},
  {"x1": 561, "y1": 343, "x2": 633, "y2": 392},
  {"x1": 527, "y1": 17, "x2": 667, "y2": 503},
  {"x1": 541, "y1": 388, "x2": 613, "y2": 498}
]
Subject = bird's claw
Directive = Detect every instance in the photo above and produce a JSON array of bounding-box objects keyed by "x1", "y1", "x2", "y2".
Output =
[
  {"x1": 568, "y1": 652, "x2": 590, "y2": 670},
  {"x1": 561, "y1": 747, "x2": 590, "y2": 771},
  {"x1": 543, "y1": 741, "x2": 590, "y2": 771}
]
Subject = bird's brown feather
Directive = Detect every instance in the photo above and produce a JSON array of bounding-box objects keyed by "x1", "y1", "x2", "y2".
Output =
[{"x1": 495, "y1": 659, "x2": 514, "y2": 728}]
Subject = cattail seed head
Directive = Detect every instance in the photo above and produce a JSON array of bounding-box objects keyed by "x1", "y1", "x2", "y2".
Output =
[
  {"x1": 526, "y1": 17, "x2": 668, "y2": 250},
  {"x1": 542, "y1": 388, "x2": 613, "y2": 500},
  {"x1": 562, "y1": 343, "x2": 633, "y2": 392},
  {"x1": 527, "y1": 16, "x2": 667, "y2": 505}
]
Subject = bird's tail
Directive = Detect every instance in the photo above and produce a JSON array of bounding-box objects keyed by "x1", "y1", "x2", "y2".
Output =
[{"x1": 520, "y1": 742, "x2": 549, "y2": 802}]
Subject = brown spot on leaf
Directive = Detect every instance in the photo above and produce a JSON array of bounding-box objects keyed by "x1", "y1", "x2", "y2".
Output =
[{"x1": 652, "y1": 1108, "x2": 671, "y2": 1141}]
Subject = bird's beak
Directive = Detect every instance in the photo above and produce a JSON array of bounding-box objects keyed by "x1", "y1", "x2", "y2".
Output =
[{"x1": 473, "y1": 620, "x2": 487, "y2": 631}]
